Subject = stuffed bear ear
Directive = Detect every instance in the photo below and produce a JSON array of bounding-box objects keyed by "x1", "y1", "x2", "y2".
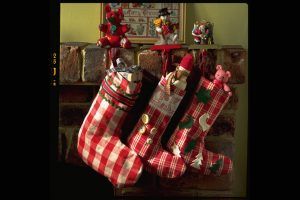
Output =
[
  {"x1": 226, "y1": 71, "x2": 231, "y2": 78},
  {"x1": 216, "y1": 65, "x2": 222, "y2": 70},
  {"x1": 105, "y1": 4, "x2": 111, "y2": 12}
]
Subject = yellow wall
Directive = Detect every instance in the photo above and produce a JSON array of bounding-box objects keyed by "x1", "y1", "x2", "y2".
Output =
[
  {"x1": 60, "y1": 3, "x2": 248, "y2": 197},
  {"x1": 60, "y1": 4, "x2": 101, "y2": 43},
  {"x1": 185, "y1": 3, "x2": 248, "y2": 48},
  {"x1": 60, "y1": 3, "x2": 248, "y2": 48}
]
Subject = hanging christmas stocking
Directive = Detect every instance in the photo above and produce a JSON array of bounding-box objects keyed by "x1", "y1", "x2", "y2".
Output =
[
  {"x1": 127, "y1": 54, "x2": 194, "y2": 178},
  {"x1": 167, "y1": 66, "x2": 233, "y2": 176},
  {"x1": 77, "y1": 62, "x2": 143, "y2": 188}
]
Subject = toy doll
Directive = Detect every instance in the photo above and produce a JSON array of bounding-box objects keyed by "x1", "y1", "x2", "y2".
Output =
[
  {"x1": 192, "y1": 20, "x2": 214, "y2": 45},
  {"x1": 153, "y1": 8, "x2": 179, "y2": 45}
]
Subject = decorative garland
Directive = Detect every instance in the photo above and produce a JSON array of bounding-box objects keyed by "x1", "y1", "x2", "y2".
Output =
[{"x1": 98, "y1": 90, "x2": 128, "y2": 112}]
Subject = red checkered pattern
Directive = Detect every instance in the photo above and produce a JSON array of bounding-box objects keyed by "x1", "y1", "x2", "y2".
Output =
[
  {"x1": 127, "y1": 76, "x2": 187, "y2": 178},
  {"x1": 167, "y1": 77, "x2": 233, "y2": 176},
  {"x1": 77, "y1": 71, "x2": 143, "y2": 188}
]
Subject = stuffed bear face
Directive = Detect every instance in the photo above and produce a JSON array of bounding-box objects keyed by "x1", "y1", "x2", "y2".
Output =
[
  {"x1": 105, "y1": 4, "x2": 124, "y2": 25},
  {"x1": 215, "y1": 65, "x2": 231, "y2": 83}
]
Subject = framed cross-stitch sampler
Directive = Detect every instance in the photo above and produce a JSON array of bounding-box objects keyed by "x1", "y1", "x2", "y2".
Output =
[{"x1": 100, "y1": 3, "x2": 186, "y2": 44}]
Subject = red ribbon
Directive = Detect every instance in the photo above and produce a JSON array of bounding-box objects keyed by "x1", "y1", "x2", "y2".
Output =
[{"x1": 108, "y1": 47, "x2": 120, "y2": 69}]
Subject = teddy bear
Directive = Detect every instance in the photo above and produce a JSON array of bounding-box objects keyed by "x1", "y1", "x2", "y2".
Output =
[
  {"x1": 211, "y1": 65, "x2": 232, "y2": 96},
  {"x1": 96, "y1": 4, "x2": 132, "y2": 48}
]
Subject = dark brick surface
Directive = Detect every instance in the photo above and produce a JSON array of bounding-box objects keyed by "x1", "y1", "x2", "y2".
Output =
[
  {"x1": 60, "y1": 42, "x2": 88, "y2": 83},
  {"x1": 59, "y1": 85, "x2": 95, "y2": 103},
  {"x1": 137, "y1": 50, "x2": 162, "y2": 79},
  {"x1": 208, "y1": 114, "x2": 235, "y2": 137},
  {"x1": 223, "y1": 86, "x2": 239, "y2": 110},
  {"x1": 82, "y1": 44, "x2": 107, "y2": 83},
  {"x1": 158, "y1": 171, "x2": 232, "y2": 191},
  {"x1": 59, "y1": 104, "x2": 91, "y2": 126},
  {"x1": 216, "y1": 48, "x2": 247, "y2": 84},
  {"x1": 205, "y1": 138, "x2": 234, "y2": 160},
  {"x1": 58, "y1": 127, "x2": 86, "y2": 166}
]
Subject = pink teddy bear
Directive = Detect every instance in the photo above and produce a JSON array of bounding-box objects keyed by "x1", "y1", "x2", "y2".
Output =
[{"x1": 212, "y1": 65, "x2": 232, "y2": 96}]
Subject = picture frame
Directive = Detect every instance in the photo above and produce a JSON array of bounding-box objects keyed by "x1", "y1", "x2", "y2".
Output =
[{"x1": 100, "y1": 3, "x2": 186, "y2": 44}]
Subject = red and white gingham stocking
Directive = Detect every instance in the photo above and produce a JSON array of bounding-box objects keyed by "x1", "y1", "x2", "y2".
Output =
[
  {"x1": 77, "y1": 70, "x2": 143, "y2": 188},
  {"x1": 167, "y1": 77, "x2": 233, "y2": 176},
  {"x1": 126, "y1": 76, "x2": 187, "y2": 178}
]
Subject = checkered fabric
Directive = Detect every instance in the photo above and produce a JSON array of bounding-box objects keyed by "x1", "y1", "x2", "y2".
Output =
[
  {"x1": 77, "y1": 71, "x2": 143, "y2": 188},
  {"x1": 126, "y1": 76, "x2": 187, "y2": 178},
  {"x1": 167, "y1": 77, "x2": 233, "y2": 176}
]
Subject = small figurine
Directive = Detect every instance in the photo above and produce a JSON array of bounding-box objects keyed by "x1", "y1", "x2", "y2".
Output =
[
  {"x1": 192, "y1": 20, "x2": 214, "y2": 45},
  {"x1": 212, "y1": 65, "x2": 232, "y2": 96},
  {"x1": 97, "y1": 4, "x2": 132, "y2": 48},
  {"x1": 153, "y1": 8, "x2": 179, "y2": 45}
]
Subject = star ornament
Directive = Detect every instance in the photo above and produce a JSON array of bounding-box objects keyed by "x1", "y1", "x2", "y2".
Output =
[
  {"x1": 195, "y1": 88, "x2": 211, "y2": 104},
  {"x1": 190, "y1": 152, "x2": 203, "y2": 169}
]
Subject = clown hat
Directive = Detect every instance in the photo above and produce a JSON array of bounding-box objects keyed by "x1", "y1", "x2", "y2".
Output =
[
  {"x1": 178, "y1": 54, "x2": 194, "y2": 74},
  {"x1": 158, "y1": 8, "x2": 171, "y2": 17}
]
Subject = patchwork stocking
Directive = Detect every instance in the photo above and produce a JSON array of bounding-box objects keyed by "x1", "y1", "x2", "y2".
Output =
[
  {"x1": 77, "y1": 67, "x2": 143, "y2": 188},
  {"x1": 127, "y1": 54, "x2": 194, "y2": 178},
  {"x1": 167, "y1": 76, "x2": 233, "y2": 176}
]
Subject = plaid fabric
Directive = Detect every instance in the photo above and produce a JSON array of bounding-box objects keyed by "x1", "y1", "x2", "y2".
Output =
[
  {"x1": 127, "y1": 76, "x2": 187, "y2": 178},
  {"x1": 167, "y1": 77, "x2": 233, "y2": 175},
  {"x1": 77, "y1": 71, "x2": 143, "y2": 188}
]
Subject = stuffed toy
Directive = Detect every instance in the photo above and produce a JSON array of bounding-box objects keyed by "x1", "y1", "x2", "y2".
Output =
[
  {"x1": 77, "y1": 60, "x2": 143, "y2": 188},
  {"x1": 167, "y1": 65, "x2": 233, "y2": 176},
  {"x1": 212, "y1": 65, "x2": 232, "y2": 96},
  {"x1": 192, "y1": 20, "x2": 214, "y2": 45},
  {"x1": 153, "y1": 8, "x2": 179, "y2": 45},
  {"x1": 126, "y1": 54, "x2": 194, "y2": 178},
  {"x1": 96, "y1": 4, "x2": 132, "y2": 48}
]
